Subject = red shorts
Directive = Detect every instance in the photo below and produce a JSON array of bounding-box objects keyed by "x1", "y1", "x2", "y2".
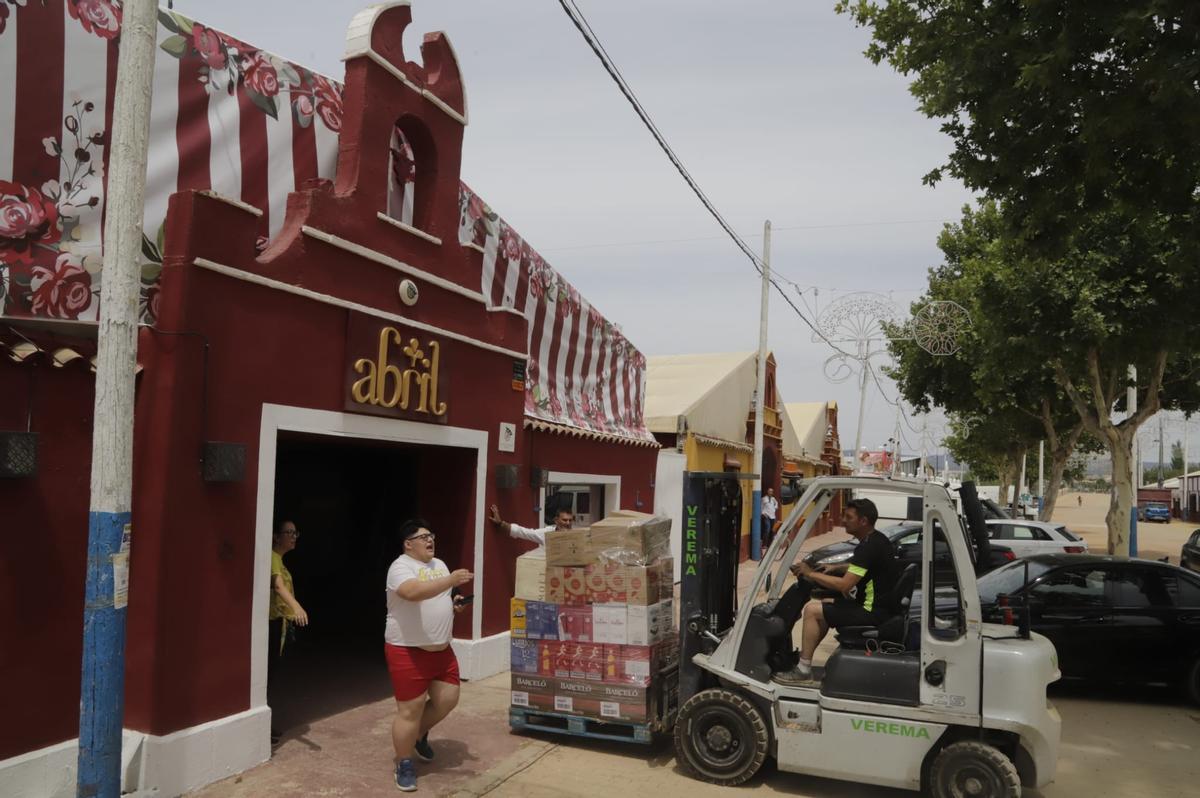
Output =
[{"x1": 384, "y1": 644, "x2": 461, "y2": 701}]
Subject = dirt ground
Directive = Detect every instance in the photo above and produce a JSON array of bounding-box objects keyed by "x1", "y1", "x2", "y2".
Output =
[{"x1": 191, "y1": 491, "x2": 1200, "y2": 798}]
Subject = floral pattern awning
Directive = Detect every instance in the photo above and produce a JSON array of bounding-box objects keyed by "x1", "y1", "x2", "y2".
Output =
[{"x1": 0, "y1": 1, "x2": 652, "y2": 443}]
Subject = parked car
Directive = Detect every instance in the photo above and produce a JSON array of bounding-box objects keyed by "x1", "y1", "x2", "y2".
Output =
[
  {"x1": 1182, "y1": 529, "x2": 1200, "y2": 572},
  {"x1": 977, "y1": 554, "x2": 1200, "y2": 703},
  {"x1": 807, "y1": 521, "x2": 1016, "y2": 575},
  {"x1": 984, "y1": 518, "x2": 1087, "y2": 558},
  {"x1": 1142, "y1": 502, "x2": 1172, "y2": 523}
]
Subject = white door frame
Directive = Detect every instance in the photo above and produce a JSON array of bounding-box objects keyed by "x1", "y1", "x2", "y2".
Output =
[{"x1": 252, "y1": 403, "x2": 488, "y2": 709}]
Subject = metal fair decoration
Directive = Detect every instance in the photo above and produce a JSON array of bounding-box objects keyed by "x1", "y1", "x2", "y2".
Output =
[
  {"x1": 813, "y1": 292, "x2": 900, "y2": 457},
  {"x1": 813, "y1": 293, "x2": 970, "y2": 459},
  {"x1": 910, "y1": 300, "x2": 971, "y2": 356}
]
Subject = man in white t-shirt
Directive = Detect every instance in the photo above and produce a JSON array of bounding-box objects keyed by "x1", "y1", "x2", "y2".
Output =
[
  {"x1": 761, "y1": 488, "x2": 780, "y2": 549},
  {"x1": 384, "y1": 519, "x2": 472, "y2": 792},
  {"x1": 488, "y1": 502, "x2": 573, "y2": 547}
]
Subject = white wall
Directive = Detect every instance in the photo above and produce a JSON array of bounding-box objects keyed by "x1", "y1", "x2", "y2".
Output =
[{"x1": 655, "y1": 450, "x2": 688, "y2": 572}]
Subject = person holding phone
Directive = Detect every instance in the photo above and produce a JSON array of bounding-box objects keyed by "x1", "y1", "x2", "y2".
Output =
[{"x1": 384, "y1": 519, "x2": 473, "y2": 791}]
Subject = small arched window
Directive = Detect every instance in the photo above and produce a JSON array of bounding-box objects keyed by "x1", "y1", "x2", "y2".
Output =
[
  {"x1": 384, "y1": 116, "x2": 438, "y2": 235},
  {"x1": 387, "y1": 123, "x2": 417, "y2": 225}
]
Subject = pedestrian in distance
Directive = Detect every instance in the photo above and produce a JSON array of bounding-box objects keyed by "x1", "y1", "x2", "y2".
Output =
[
  {"x1": 489, "y1": 499, "x2": 573, "y2": 547},
  {"x1": 761, "y1": 487, "x2": 780, "y2": 550},
  {"x1": 268, "y1": 520, "x2": 308, "y2": 745},
  {"x1": 1077, "y1": 494, "x2": 1083, "y2": 508},
  {"x1": 385, "y1": 519, "x2": 473, "y2": 791}
]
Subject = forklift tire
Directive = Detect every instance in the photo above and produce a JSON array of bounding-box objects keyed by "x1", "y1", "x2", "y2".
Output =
[
  {"x1": 929, "y1": 741, "x2": 1021, "y2": 798},
  {"x1": 673, "y1": 688, "x2": 769, "y2": 786}
]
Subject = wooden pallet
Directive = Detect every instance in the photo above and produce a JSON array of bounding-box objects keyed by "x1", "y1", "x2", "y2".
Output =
[{"x1": 508, "y1": 707, "x2": 661, "y2": 744}]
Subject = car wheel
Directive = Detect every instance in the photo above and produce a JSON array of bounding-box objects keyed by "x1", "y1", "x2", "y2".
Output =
[
  {"x1": 929, "y1": 740, "x2": 1020, "y2": 798},
  {"x1": 674, "y1": 688, "x2": 769, "y2": 786},
  {"x1": 1186, "y1": 657, "x2": 1200, "y2": 706}
]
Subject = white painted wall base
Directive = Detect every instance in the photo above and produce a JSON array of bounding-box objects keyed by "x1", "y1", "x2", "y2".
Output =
[
  {"x1": 453, "y1": 630, "x2": 511, "y2": 682},
  {"x1": 0, "y1": 706, "x2": 270, "y2": 798}
]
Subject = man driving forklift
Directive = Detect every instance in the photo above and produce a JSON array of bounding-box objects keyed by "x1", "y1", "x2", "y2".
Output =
[{"x1": 771, "y1": 497, "x2": 900, "y2": 684}]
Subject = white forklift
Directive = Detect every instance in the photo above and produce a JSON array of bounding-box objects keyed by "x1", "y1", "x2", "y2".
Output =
[{"x1": 673, "y1": 474, "x2": 1061, "y2": 796}]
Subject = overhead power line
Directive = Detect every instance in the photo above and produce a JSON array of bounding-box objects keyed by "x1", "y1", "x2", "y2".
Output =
[{"x1": 556, "y1": 0, "x2": 867, "y2": 365}]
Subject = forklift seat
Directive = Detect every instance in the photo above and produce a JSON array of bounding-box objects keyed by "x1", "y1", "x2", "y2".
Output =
[{"x1": 835, "y1": 563, "x2": 919, "y2": 650}]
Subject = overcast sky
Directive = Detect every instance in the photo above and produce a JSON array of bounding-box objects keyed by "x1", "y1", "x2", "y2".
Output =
[{"x1": 174, "y1": 0, "x2": 973, "y2": 452}]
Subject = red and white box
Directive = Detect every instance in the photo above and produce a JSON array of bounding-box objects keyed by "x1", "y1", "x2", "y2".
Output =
[{"x1": 557, "y1": 605, "x2": 593, "y2": 642}]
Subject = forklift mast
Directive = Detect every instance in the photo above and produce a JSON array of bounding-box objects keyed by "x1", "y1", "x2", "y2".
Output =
[{"x1": 679, "y1": 471, "x2": 755, "y2": 704}]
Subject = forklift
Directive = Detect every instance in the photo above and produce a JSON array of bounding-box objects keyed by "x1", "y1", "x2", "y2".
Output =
[{"x1": 674, "y1": 472, "x2": 1061, "y2": 796}]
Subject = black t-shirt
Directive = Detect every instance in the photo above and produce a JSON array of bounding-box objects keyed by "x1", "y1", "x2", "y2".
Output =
[{"x1": 845, "y1": 529, "x2": 899, "y2": 615}]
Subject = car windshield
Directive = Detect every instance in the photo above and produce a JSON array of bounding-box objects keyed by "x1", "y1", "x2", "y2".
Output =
[{"x1": 976, "y1": 559, "x2": 1054, "y2": 604}]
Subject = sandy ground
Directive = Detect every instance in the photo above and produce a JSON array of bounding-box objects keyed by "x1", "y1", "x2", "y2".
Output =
[{"x1": 191, "y1": 493, "x2": 1200, "y2": 798}]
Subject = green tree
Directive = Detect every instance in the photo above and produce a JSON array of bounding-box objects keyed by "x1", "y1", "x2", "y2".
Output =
[
  {"x1": 888, "y1": 202, "x2": 1087, "y2": 521},
  {"x1": 841, "y1": 1, "x2": 1200, "y2": 552}
]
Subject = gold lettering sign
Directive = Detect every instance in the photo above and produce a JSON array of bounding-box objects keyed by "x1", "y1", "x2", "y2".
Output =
[{"x1": 348, "y1": 326, "x2": 448, "y2": 419}]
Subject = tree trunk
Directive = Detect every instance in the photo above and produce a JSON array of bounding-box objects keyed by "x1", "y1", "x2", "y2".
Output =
[
  {"x1": 998, "y1": 464, "x2": 1012, "y2": 505},
  {"x1": 1040, "y1": 453, "x2": 1068, "y2": 521},
  {"x1": 1107, "y1": 433, "x2": 1134, "y2": 555}
]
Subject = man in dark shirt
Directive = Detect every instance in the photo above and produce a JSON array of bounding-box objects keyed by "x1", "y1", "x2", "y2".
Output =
[{"x1": 774, "y1": 497, "x2": 899, "y2": 684}]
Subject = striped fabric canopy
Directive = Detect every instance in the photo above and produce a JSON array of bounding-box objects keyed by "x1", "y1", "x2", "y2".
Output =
[{"x1": 0, "y1": 1, "x2": 652, "y2": 443}]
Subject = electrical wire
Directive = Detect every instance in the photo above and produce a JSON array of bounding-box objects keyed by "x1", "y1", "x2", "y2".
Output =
[{"x1": 556, "y1": 0, "x2": 864, "y2": 365}]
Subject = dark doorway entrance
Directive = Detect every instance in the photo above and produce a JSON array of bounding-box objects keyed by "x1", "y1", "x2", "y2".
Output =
[{"x1": 268, "y1": 432, "x2": 476, "y2": 737}]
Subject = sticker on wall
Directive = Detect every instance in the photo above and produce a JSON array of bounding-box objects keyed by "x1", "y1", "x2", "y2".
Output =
[
  {"x1": 511, "y1": 360, "x2": 526, "y2": 392},
  {"x1": 499, "y1": 422, "x2": 517, "y2": 453},
  {"x1": 113, "y1": 524, "x2": 132, "y2": 610}
]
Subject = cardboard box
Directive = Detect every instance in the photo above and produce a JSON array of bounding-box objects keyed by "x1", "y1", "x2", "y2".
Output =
[
  {"x1": 588, "y1": 515, "x2": 671, "y2": 563},
  {"x1": 656, "y1": 558, "x2": 675, "y2": 601},
  {"x1": 584, "y1": 562, "x2": 627, "y2": 603},
  {"x1": 511, "y1": 672, "x2": 555, "y2": 711},
  {"x1": 546, "y1": 566, "x2": 589, "y2": 605},
  {"x1": 549, "y1": 641, "x2": 576, "y2": 679},
  {"x1": 557, "y1": 605, "x2": 593, "y2": 642},
  {"x1": 526, "y1": 600, "x2": 559, "y2": 640},
  {"x1": 510, "y1": 638, "x2": 542, "y2": 674},
  {"x1": 592, "y1": 603, "x2": 628, "y2": 645},
  {"x1": 580, "y1": 644, "x2": 605, "y2": 681},
  {"x1": 514, "y1": 548, "x2": 547, "y2": 601},
  {"x1": 624, "y1": 564, "x2": 661, "y2": 606},
  {"x1": 553, "y1": 677, "x2": 655, "y2": 723},
  {"x1": 545, "y1": 528, "x2": 593, "y2": 566},
  {"x1": 627, "y1": 600, "x2": 673, "y2": 646},
  {"x1": 510, "y1": 598, "x2": 529, "y2": 639},
  {"x1": 614, "y1": 641, "x2": 680, "y2": 685}
]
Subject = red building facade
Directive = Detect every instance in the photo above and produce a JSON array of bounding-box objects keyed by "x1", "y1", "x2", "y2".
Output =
[{"x1": 0, "y1": 4, "x2": 657, "y2": 793}]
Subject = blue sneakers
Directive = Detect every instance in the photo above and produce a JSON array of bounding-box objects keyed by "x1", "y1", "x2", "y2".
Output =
[
  {"x1": 395, "y1": 758, "x2": 417, "y2": 792},
  {"x1": 414, "y1": 734, "x2": 434, "y2": 763}
]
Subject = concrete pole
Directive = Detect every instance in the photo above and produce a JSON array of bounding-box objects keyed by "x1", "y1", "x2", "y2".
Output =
[
  {"x1": 750, "y1": 220, "x2": 771, "y2": 560},
  {"x1": 1157, "y1": 413, "x2": 1165, "y2": 488},
  {"x1": 1184, "y1": 414, "x2": 1190, "y2": 521},
  {"x1": 1038, "y1": 440, "x2": 1044, "y2": 513},
  {"x1": 1128, "y1": 365, "x2": 1139, "y2": 558},
  {"x1": 78, "y1": 1, "x2": 157, "y2": 795},
  {"x1": 852, "y1": 339, "x2": 869, "y2": 466}
]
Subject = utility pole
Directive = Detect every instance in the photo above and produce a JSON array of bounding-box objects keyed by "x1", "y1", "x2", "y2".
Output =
[
  {"x1": 1018, "y1": 452, "x2": 1027, "y2": 519},
  {"x1": 1185, "y1": 414, "x2": 1191, "y2": 522},
  {"x1": 918, "y1": 417, "x2": 928, "y2": 480},
  {"x1": 750, "y1": 220, "x2": 770, "y2": 561},
  {"x1": 1157, "y1": 413, "x2": 1165, "y2": 488},
  {"x1": 1038, "y1": 440, "x2": 1044, "y2": 518},
  {"x1": 853, "y1": 338, "x2": 869, "y2": 463},
  {"x1": 78, "y1": 1, "x2": 157, "y2": 795},
  {"x1": 891, "y1": 404, "x2": 902, "y2": 477},
  {"x1": 1128, "y1": 366, "x2": 1139, "y2": 558}
]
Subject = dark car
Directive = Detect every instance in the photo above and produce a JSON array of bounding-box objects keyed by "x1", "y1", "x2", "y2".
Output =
[
  {"x1": 978, "y1": 554, "x2": 1200, "y2": 703},
  {"x1": 806, "y1": 521, "x2": 1016, "y2": 575},
  {"x1": 1182, "y1": 530, "x2": 1200, "y2": 573}
]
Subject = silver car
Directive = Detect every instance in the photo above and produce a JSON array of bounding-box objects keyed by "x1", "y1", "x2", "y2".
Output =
[{"x1": 984, "y1": 518, "x2": 1087, "y2": 558}]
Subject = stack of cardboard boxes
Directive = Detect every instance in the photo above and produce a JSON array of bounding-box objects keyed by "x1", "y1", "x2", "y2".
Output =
[{"x1": 509, "y1": 511, "x2": 678, "y2": 725}]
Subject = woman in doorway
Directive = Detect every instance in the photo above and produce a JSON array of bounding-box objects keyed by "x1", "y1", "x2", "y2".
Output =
[{"x1": 269, "y1": 519, "x2": 309, "y2": 744}]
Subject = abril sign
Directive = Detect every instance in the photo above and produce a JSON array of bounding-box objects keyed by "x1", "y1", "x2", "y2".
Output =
[{"x1": 345, "y1": 314, "x2": 448, "y2": 422}]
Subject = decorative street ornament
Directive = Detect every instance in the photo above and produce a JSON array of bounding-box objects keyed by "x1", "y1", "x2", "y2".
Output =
[{"x1": 910, "y1": 300, "x2": 971, "y2": 357}]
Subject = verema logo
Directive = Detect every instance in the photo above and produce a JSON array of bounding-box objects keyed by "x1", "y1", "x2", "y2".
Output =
[{"x1": 850, "y1": 718, "x2": 931, "y2": 739}]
